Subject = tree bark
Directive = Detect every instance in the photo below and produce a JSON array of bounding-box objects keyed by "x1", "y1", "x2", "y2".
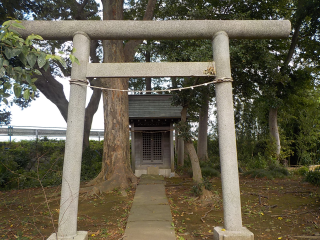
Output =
[
  {"x1": 282, "y1": 21, "x2": 302, "y2": 69},
  {"x1": 197, "y1": 94, "x2": 209, "y2": 161},
  {"x1": 177, "y1": 106, "x2": 188, "y2": 166},
  {"x1": 180, "y1": 105, "x2": 213, "y2": 201},
  {"x1": 83, "y1": 40, "x2": 102, "y2": 149},
  {"x1": 35, "y1": 68, "x2": 69, "y2": 122},
  {"x1": 83, "y1": 87, "x2": 101, "y2": 149},
  {"x1": 185, "y1": 141, "x2": 203, "y2": 184},
  {"x1": 180, "y1": 106, "x2": 202, "y2": 182},
  {"x1": 85, "y1": 0, "x2": 157, "y2": 193},
  {"x1": 269, "y1": 107, "x2": 281, "y2": 156},
  {"x1": 177, "y1": 138, "x2": 185, "y2": 166},
  {"x1": 145, "y1": 45, "x2": 152, "y2": 93}
]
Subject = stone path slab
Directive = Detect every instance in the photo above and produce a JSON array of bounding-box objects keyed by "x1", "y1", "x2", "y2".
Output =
[{"x1": 123, "y1": 175, "x2": 176, "y2": 240}]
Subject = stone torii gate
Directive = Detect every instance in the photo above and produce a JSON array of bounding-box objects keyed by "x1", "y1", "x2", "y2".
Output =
[{"x1": 14, "y1": 20, "x2": 291, "y2": 240}]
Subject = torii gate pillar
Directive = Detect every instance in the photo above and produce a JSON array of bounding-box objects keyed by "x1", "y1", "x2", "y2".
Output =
[
  {"x1": 48, "y1": 32, "x2": 90, "y2": 240},
  {"x1": 213, "y1": 31, "x2": 254, "y2": 239}
]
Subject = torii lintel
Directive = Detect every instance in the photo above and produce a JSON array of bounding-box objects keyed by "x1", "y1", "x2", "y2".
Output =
[{"x1": 12, "y1": 20, "x2": 291, "y2": 40}]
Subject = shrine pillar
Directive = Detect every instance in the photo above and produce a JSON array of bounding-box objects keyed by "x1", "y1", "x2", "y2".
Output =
[
  {"x1": 48, "y1": 32, "x2": 90, "y2": 240},
  {"x1": 212, "y1": 31, "x2": 254, "y2": 239}
]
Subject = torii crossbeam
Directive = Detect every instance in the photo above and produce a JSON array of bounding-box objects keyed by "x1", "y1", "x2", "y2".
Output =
[{"x1": 12, "y1": 20, "x2": 291, "y2": 240}]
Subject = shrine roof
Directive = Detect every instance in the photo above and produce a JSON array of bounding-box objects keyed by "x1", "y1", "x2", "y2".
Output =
[{"x1": 129, "y1": 95, "x2": 182, "y2": 119}]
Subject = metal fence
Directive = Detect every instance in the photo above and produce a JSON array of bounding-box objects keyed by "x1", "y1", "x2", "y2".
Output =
[{"x1": 0, "y1": 125, "x2": 104, "y2": 141}]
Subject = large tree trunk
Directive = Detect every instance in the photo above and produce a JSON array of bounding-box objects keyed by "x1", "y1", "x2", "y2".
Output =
[
  {"x1": 180, "y1": 106, "x2": 202, "y2": 182},
  {"x1": 85, "y1": 0, "x2": 157, "y2": 194},
  {"x1": 87, "y1": 75, "x2": 136, "y2": 193},
  {"x1": 181, "y1": 105, "x2": 213, "y2": 201},
  {"x1": 269, "y1": 107, "x2": 281, "y2": 157},
  {"x1": 197, "y1": 94, "x2": 209, "y2": 161},
  {"x1": 185, "y1": 141, "x2": 203, "y2": 183}
]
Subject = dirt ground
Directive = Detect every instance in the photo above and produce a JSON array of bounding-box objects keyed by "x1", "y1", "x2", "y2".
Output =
[
  {"x1": 0, "y1": 175, "x2": 320, "y2": 239},
  {"x1": 0, "y1": 185, "x2": 136, "y2": 240},
  {"x1": 167, "y1": 176, "x2": 320, "y2": 240}
]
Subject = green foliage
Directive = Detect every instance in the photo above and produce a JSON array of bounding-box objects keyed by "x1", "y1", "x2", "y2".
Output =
[
  {"x1": 243, "y1": 165, "x2": 289, "y2": 180},
  {"x1": 279, "y1": 85, "x2": 320, "y2": 166},
  {"x1": 305, "y1": 170, "x2": 320, "y2": 186},
  {"x1": 294, "y1": 166, "x2": 309, "y2": 176},
  {"x1": 206, "y1": 136, "x2": 220, "y2": 164},
  {"x1": 200, "y1": 166, "x2": 220, "y2": 178},
  {"x1": 0, "y1": 140, "x2": 103, "y2": 190},
  {"x1": 199, "y1": 156, "x2": 220, "y2": 177},
  {"x1": 0, "y1": 140, "x2": 65, "y2": 189},
  {"x1": 175, "y1": 121, "x2": 193, "y2": 142},
  {"x1": 81, "y1": 143, "x2": 103, "y2": 181},
  {"x1": 238, "y1": 137, "x2": 279, "y2": 170},
  {"x1": 0, "y1": 108, "x2": 11, "y2": 124},
  {"x1": 201, "y1": 167, "x2": 220, "y2": 177},
  {"x1": 0, "y1": 20, "x2": 68, "y2": 105},
  {"x1": 0, "y1": 19, "x2": 82, "y2": 110}
]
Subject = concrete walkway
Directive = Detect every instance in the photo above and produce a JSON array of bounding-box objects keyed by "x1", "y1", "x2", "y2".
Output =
[{"x1": 123, "y1": 175, "x2": 176, "y2": 240}]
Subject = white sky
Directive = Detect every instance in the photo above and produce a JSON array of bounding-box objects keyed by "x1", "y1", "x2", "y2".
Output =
[
  {"x1": 9, "y1": 77, "x2": 104, "y2": 130},
  {"x1": 0, "y1": 0, "x2": 105, "y2": 141},
  {"x1": 0, "y1": 77, "x2": 104, "y2": 141}
]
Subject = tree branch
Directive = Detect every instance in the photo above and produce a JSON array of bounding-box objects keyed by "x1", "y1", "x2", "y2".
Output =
[
  {"x1": 83, "y1": 87, "x2": 102, "y2": 149},
  {"x1": 74, "y1": 0, "x2": 90, "y2": 20},
  {"x1": 34, "y1": 68, "x2": 69, "y2": 122},
  {"x1": 78, "y1": 0, "x2": 90, "y2": 13},
  {"x1": 142, "y1": 0, "x2": 157, "y2": 21},
  {"x1": 282, "y1": 20, "x2": 302, "y2": 68},
  {"x1": 83, "y1": 39, "x2": 102, "y2": 149},
  {"x1": 123, "y1": 0, "x2": 157, "y2": 61}
]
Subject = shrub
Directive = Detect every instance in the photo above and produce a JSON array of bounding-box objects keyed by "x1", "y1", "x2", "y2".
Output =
[
  {"x1": 243, "y1": 165, "x2": 289, "y2": 180},
  {"x1": 295, "y1": 166, "x2": 309, "y2": 176},
  {"x1": 268, "y1": 165, "x2": 289, "y2": 176},
  {"x1": 81, "y1": 146, "x2": 102, "y2": 181},
  {"x1": 305, "y1": 170, "x2": 320, "y2": 186},
  {"x1": 201, "y1": 166, "x2": 220, "y2": 178},
  {"x1": 0, "y1": 140, "x2": 103, "y2": 190}
]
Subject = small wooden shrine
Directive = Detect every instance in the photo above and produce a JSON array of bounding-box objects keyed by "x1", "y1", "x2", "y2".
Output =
[{"x1": 129, "y1": 95, "x2": 182, "y2": 177}]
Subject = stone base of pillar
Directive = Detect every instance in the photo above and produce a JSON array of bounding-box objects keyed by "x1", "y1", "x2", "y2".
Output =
[
  {"x1": 214, "y1": 226, "x2": 254, "y2": 240},
  {"x1": 47, "y1": 231, "x2": 88, "y2": 240}
]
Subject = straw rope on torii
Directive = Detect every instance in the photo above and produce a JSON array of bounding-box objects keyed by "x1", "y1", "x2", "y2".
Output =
[{"x1": 69, "y1": 77, "x2": 233, "y2": 93}]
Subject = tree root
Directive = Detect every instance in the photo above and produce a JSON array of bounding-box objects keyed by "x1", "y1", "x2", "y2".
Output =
[
  {"x1": 199, "y1": 188, "x2": 215, "y2": 202},
  {"x1": 201, "y1": 206, "x2": 214, "y2": 223},
  {"x1": 80, "y1": 170, "x2": 137, "y2": 197},
  {"x1": 196, "y1": 188, "x2": 221, "y2": 207}
]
